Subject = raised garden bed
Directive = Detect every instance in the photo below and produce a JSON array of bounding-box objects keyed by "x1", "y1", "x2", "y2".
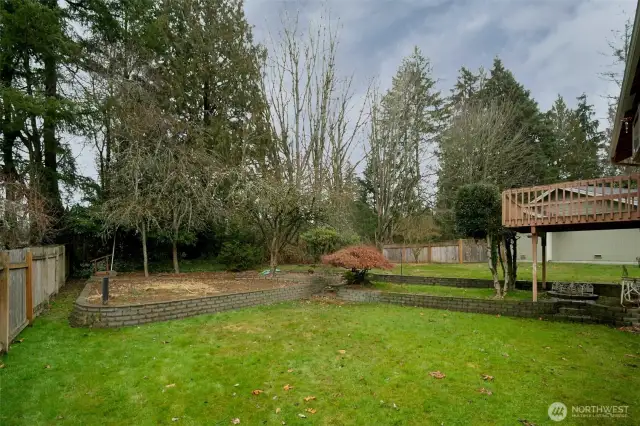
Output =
[
  {"x1": 71, "y1": 272, "x2": 325, "y2": 328},
  {"x1": 84, "y1": 271, "x2": 312, "y2": 305}
]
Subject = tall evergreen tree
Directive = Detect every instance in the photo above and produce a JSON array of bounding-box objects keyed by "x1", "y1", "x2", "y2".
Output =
[
  {"x1": 363, "y1": 47, "x2": 444, "y2": 245},
  {"x1": 477, "y1": 58, "x2": 551, "y2": 184},
  {"x1": 545, "y1": 94, "x2": 604, "y2": 181},
  {"x1": 1, "y1": 0, "x2": 81, "y2": 242}
]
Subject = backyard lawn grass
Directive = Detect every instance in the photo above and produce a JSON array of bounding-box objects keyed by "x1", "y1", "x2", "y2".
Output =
[
  {"x1": 371, "y1": 282, "x2": 535, "y2": 301},
  {"x1": 2, "y1": 282, "x2": 639, "y2": 425},
  {"x1": 376, "y1": 262, "x2": 640, "y2": 283}
]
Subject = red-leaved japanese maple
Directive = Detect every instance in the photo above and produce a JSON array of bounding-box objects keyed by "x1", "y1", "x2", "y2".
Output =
[{"x1": 322, "y1": 245, "x2": 392, "y2": 284}]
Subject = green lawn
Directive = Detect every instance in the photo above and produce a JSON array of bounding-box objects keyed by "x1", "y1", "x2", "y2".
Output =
[
  {"x1": 372, "y1": 282, "x2": 535, "y2": 301},
  {"x1": 2, "y1": 282, "x2": 639, "y2": 425},
  {"x1": 112, "y1": 260, "x2": 640, "y2": 285},
  {"x1": 376, "y1": 262, "x2": 640, "y2": 284}
]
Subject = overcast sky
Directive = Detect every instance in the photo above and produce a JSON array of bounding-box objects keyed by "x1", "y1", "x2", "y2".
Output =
[{"x1": 71, "y1": 0, "x2": 636, "y2": 181}]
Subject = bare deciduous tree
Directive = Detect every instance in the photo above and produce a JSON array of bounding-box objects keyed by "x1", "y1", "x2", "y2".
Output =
[
  {"x1": 396, "y1": 213, "x2": 440, "y2": 262},
  {"x1": 261, "y1": 12, "x2": 369, "y2": 192},
  {"x1": 440, "y1": 100, "x2": 535, "y2": 294},
  {"x1": 364, "y1": 49, "x2": 443, "y2": 245},
  {"x1": 0, "y1": 176, "x2": 53, "y2": 249},
  {"x1": 233, "y1": 173, "x2": 321, "y2": 274}
]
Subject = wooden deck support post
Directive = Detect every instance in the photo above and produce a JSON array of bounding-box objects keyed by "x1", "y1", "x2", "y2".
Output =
[
  {"x1": 26, "y1": 251, "x2": 33, "y2": 324},
  {"x1": 458, "y1": 239, "x2": 464, "y2": 264},
  {"x1": 0, "y1": 252, "x2": 10, "y2": 353},
  {"x1": 541, "y1": 233, "x2": 547, "y2": 291},
  {"x1": 531, "y1": 227, "x2": 538, "y2": 302}
]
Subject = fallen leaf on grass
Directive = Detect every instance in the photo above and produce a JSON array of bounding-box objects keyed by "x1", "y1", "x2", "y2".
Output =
[
  {"x1": 561, "y1": 357, "x2": 567, "y2": 361},
  {"x1": 337, "y1": 350, "x2": 346, "y2": 354},
  {"x1": 518, "y1": 420, "x2": 536, "y2": 426},
  {"x1": 275, "y1": 408, "x2": 281, "y2": 414},
  {"x1": 496, "y1": 314, "x2": 501, "y2": 318},
  {"x1": 544, "y1": 346, "x2": 551, "y2": 349},
  {"x1": 305, "y1": 408, "x2": 317, "y2": 414},
  {"x1": 502, "y1": 353, "x2": 510, "y2": 357},
  {"x1": 162, "y1": 341, "x2": 170, "y2": 344},
  {"x1": 16, "y1": 338, "x2": 24, "y2": 343},
  {"x1": 171, "y1": 417, "x2": 179, "y2": 422},
  {"x1": 251, "y1": 389, "x2": 263, "y2": 395},
  {"x1": 481, "y1": 374, "x2": 494, "y2": 381},
  {"x1": 304, "y1": 396, "x2": 316, "y2": 402},
  {"x1": 287, "y1": 368, "x2": 294, "y2": 373},
  {"x1": 477, "y1": 387, "x2": 493, "y2": 396},
  {"x1": 231, "y1": 418, "x2": 240, "y2": 424},
  {"x1": 0, "y1": 363, "x2": 5, "y2": 369},
  {"x1": 429, "y1": 371, "x2": 445, "y2": 379},
  {"x1": 283, "y1": 384, "x2": 294, "y2": 391},
  {"x1": 234, "y1": 383, "x2": 240, "y2": 387},
  {"x1": 165, "y1": 383, "x2": 176, "y2": 388},
  {"x1": 44, "y1": 364, "x2": 51, "y2": 369},
  {"x1": 297, "y1": 414, "x2": 307, "y2": 418},
  {"x1": 625, "y1": 354, "x2": 639, "y2": 358}
]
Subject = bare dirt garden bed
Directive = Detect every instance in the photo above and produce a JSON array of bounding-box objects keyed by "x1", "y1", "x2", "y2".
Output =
[{"x1": 84, "y1": 271, "x2": 312, "y2": 305}]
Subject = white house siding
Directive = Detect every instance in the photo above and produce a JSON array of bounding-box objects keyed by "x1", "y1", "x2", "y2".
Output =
[{"x1": 516, "y1": 229, "x2": 640, "y2": 264}]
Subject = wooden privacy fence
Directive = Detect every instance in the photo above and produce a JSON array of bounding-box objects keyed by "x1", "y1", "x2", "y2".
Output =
[
  {"x1": 0, "y1": 245, "x2": 66, "y2": 353},
  {"x1": 383, "y1": 239, "x2": 488, "y2": 264}
]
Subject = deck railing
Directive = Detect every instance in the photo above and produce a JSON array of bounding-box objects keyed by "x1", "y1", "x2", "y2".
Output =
[{"x1": 502, "y1": 174, "x2": 640, "y2": 228}]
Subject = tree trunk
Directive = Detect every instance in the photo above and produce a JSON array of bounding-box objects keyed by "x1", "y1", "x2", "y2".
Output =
[
  {"x1": 499, "y1": 238, "x2": 509, "y2": 296},
  {"x1": 141, "y1": 222, "x2": 149, "y2": 278},
  {"x1": 503, "y1": 232, "x2": 518, "y2": 295},
  {"x1": 269, "y1": 250, "x2": 277, "y2": 276},
  {"x1": 486, "y1": 235, "x2": 501, "y2": 298},
  {"x1": 172, "y1": 240, "x2": 180, "y2": 274},
  {"x1": 42, "y1": 40, "x2": 63, "y2": 223}
]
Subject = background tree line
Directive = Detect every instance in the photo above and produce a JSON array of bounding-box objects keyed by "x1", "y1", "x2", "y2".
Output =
[{"x1": 0, "y1": 0, "x2": 634, "y2": 276}]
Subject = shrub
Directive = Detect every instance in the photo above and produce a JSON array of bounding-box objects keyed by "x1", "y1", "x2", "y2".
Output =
[
  {"x1": 322, "y1": 245, "x2": 392, "y2": 284},
  {"x1": 454, "y1": 183, "x2": 502, "y2": 240},
  {"x1": 280, "y1": 242, "x2": 313, "y2": 264},
  {"x1": 217, "y1": 241, "x2": 263, "y2": 271},
  {"x1": 301, "y1": 226, "x2": 360, "y2": 262}
]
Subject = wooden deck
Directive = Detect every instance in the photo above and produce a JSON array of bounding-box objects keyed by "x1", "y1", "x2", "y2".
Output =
[{"x1": 502, "y1": 174, "x2": 640, "y2": 232}]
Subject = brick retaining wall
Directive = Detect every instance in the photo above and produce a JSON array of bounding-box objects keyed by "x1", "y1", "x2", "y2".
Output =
[
  {"x1": 336, "y1": 288, "x2": 635, "y2": 325},
  {"x1": 368, "y1": 274, "x2": 621, "y2": 298},
  {"x1": 71, "y1": 280, "x2": 323, "y2": 328},
  {"x1": 338, "y1": 287, "x2": 557, "y2": 318}
]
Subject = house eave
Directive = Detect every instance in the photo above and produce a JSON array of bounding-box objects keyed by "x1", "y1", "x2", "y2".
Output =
[{"x1": 610, "y1": 1, "x2": 640, "y2": 165}]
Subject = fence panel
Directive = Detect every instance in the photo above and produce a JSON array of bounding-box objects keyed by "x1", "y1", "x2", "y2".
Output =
[
  {"x1": 8, "y1": 249, "x2": 27, "y2": 340},
  {"x1": 383, "y1": 240, "x2": 488, "y2": 264},
  {"x1": 0, "y1": 245, "x2": 66, "y2": 352},
  {"x1": 431, "y1": 245, "x2": 459, "y2": 263}
]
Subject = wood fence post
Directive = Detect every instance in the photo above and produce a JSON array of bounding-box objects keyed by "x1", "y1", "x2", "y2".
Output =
[
  {"x1": 427, "y1": 244, "x2": 432, "y2": 264},
  {"x1": 26, "y1": 251, "x2": 33, "y2": 324},
  {"x1": 531, "y1": 227, "x2": 538, "y2": 302},
  {"x1": 0, "y1": 252, "x2": 10, "y2": 353},
  {"x1": 541, "y1": 234, "x2": 547, "y2": 291},
  {"x1": 458, "y1": 239, "x2": 464, "y2": 264}
]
